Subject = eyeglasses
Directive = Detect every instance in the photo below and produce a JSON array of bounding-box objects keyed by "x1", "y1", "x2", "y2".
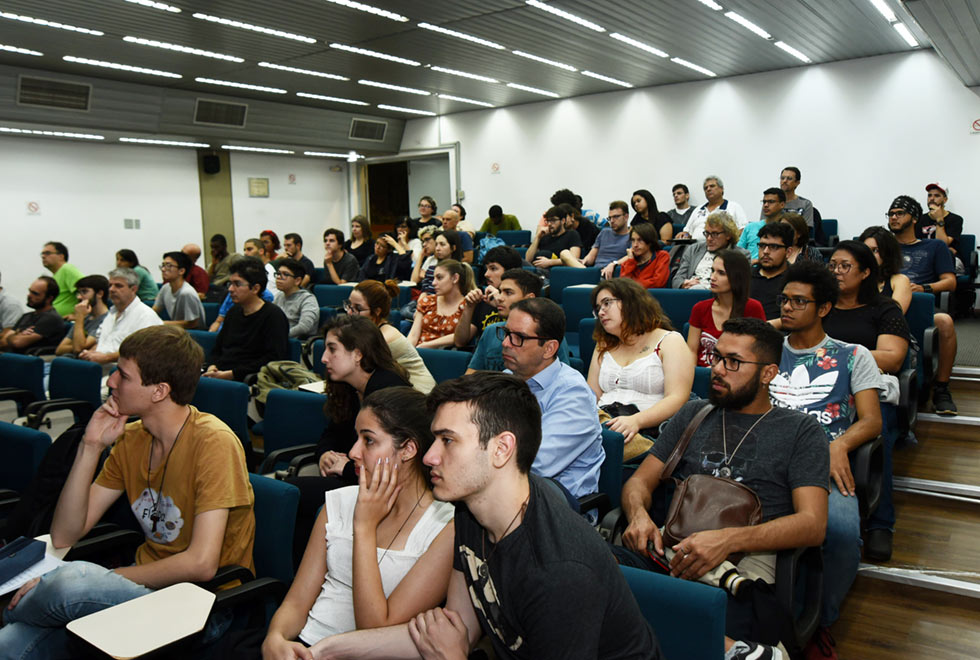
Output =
[
  {"x1": 227, "y1": 279, "x2": 248, "y2": 289},
  {"x1": 39, "y1": 251, "x2": 56, "y2": 257},
  {"x1": 275, "y1": 271, "x2": 298, "y2": 279},
  {"x1": 886, "y1": 210, "x2": 908, "y2": 218},
  {"x1": 709, "y1": 350, "x2": 769, "y2": 372},
  {"x1": 496, "y1": 325, "x2": 550, "y2": 347},
  {"x1": 703, "y1": 230, "x2": 725, "y2": 239},
  {"x1": 159, "y1": 263, "x2": 177, "y2": 270},
  {"x1": 761, "y1": 199, "x2": 780, "y2": 205},
  {"x1": 608, "y1": 213, "x2": 627, "y2": 221},
  {"x1": 827, "y1": 261, "x2": 853, "y2": 274},
  {"x1": 777, "y1": 294, "x2": 817, "y2": 310},
  {"x1": 592, "y1": 297, "x2": 621, "y2": 317},
  {"x1": 758, "y1": 242, "x2": 787, "y2": 252},
  {"x1": 418, "y1": 203, "x2": 432, "y2": 209},
  {"x1": 343, "y1": 299, "x2": 369, "y2": 314}
]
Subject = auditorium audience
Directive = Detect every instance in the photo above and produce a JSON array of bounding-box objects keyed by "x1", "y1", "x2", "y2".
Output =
[
  {"x1": 631, "y1": 188, "x2": 673, "y2": 243},
  {"x1": 344, "y1": 216, "x2": 375, "y2": 266},
  {"x1": 260, "y1": 229, "x2": 281, "y2": 262},
  {"x1": 408, "y1": 260, "x2": 475, "y2": 349},
  {"x1": 0, "y1": 271, "x2": 24, "y2": 331},
  {"x1": 115, "y1": 249, "x2": 159, "y2": 303},
  {"x1": 408, "y1": 226, "x2": 442, "y2": 294},
  {"x1": 479, "y1": 204, "x2": 521, "y2": 236},
  {"x1": 273, "y1": 258, "x2": 320, "y2": 339},
  {"x1": 529, "y1": 205, "x2": 582, "y2": 272},
  {"x1": 0, "y1": 276, "x2": 64, "y2": 354},
  {"x1": 738, "y1": 188, "x2": 786, "y2": 262},
  {"x1": 688, "y1": 250, "x2": 766, "y2": 367},
  {"x1": 563, "y1": 201, "x2": 630, "y2": 269},
  {"x1": 561, "y1": 203, "x2": 601, "y2": 254},
  {"x1": 919, "y1": 182, "x2": 963, "y2": 264},
  {"x1": 80, "y1": 268, "x2": 162, "y2": 364},
  {"x1": 782, "y1": 212, "x2": 824, "y2": 264},
  {"x1": 40, "y1": 241, "x2": 82, "y2": 317},
  {"x1": 55, "y1": 275, "x2": 110, "y2": 356},
  {"x1": 207, "y1": 233, "x2": 240, "y2": 288},
  {"x1": 666, "y1": 183, "x2": 694, "y2": 228},
  {"x1": 603, "y1": 222, "x2": 670, "y2": 287},
  {"x1": 323, "y1": 228, "x2": 361, "y2": 285},
  {"x1": 283, "y1": 233, "x2": 317, "y2": 288},
  {"x1": 860, "y1": 226, "x2": 912, "y2": 312},
  {"x1": 673, "y1": 211, "x2": 748, "y2": 289},
  {"x1": 589, "y1": 278, "x2": 693, "y2": 460},
  {"x1": 358, "y1": 235, "x2": 412, "y2": 283},
  {"x1": 453, "y1": 245, "x2": 523, "y2": 348},
  {"x1": 394, "y1": 218, "x2": 421, "y2": 267},
  {"x1": 243, "y1": 237, "x2": 277, "y2": 292},
  {"x1": 680, "y1": 176, "x2": 748, "y2": 237},
  {"x1": 440, "y1": 208, "x2": 473, "y2": 263},
  {"x1": 750, "y1": 222, "x2": 795, "y2": 320},
  {"x1": 409, "y1": 196, "x2": 441, "y2": 238},
  {"x1": 181, "y1": 243, "x2": 210, "y2": 296},
  {"x1": 153, "y1": 251, "x2": 206, "y2": 330}
]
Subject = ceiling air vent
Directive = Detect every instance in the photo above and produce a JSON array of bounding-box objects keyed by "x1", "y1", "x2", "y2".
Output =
[
  {"x1": 349, "y1": 118, "x2": 387, "y2": 142},
  {"x1": 17, "y1": 75, "x2": 92, "y2": 111},
  {"x1": 194, "y1": 98, "x2": 248, "y2": 128}
]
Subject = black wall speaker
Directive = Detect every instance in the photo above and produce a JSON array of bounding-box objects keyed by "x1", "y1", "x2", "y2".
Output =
[{"x1": 202, "y1": 154, "x2": 221, "y2": 174}]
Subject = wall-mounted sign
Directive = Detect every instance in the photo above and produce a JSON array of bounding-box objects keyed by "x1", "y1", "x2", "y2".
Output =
[
  {"x1": 26, "y1": 201, "x2": 40, "y2": 215},
  {"x1": 248, "y1": 177, "x2": 270, "y2": 197},
  {"x1": 972, "y1": 119, "x2": 980, "y2": 134}
]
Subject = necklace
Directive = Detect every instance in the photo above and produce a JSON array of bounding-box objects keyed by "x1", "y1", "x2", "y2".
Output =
[
  {"x1": 145, "y1": 409, "x2": 191, "y2": 533},
  {"x1": 479, "y1": 491, "x2": 530, "y2": 579},
  {"x1": 720, "y1": 407, "x2": 773, "y2": 479},
  {"x1": 378, "y1": 487, "x2": 426, "y2": 565}
]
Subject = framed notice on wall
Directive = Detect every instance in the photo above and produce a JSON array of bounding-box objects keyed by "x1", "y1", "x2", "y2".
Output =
[{"x1": 248, "y1": 177, "x2": 269, "y2": 197}]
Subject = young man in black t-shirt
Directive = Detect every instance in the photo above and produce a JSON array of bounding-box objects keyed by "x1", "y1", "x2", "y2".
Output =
[
  {"x1": 0, "y1": 276, "x2": 65, "y2": 354},
  {"x1": 527, "y1": 206, "x2": 582, "y2": 272},
  {"x1": 917, "y1": 183, "x2": 963, "y2": 261},
  {"x1": 749, "y1": 223, "x2": 795, "y2": 320},
  {"x1": 312, "y1": 373, "x2": 661, "y2": 660}
]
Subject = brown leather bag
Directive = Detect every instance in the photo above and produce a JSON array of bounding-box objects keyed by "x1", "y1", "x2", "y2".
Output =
[{"x1": 660, "y1": 403, "x2": 763, "y2": 564}]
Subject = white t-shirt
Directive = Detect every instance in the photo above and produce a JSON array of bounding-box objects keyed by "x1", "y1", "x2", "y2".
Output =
[
  {"x1": 684, "y1": 199, "x2": 748, "y2": 237},
  {"x1": 95, "y1": 299, "x2": 163, "y2": 354}
]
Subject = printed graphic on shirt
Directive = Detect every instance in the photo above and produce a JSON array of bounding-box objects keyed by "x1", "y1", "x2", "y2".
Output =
[
  {"x1": 770, "y1": 345, "x2": 857, "y2": 440},
  {"x1": 132, "y1": 488, "x2": 184, "y2": 544},
  {"x1": 459, "y1": 543, "x2": 523, "y2": 652}
]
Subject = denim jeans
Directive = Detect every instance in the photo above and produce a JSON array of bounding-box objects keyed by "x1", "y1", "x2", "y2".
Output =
[
  {"x1": 0, "y1": 561, "x2": 230, "y2": 660},
  {"x1": 867, "y1": 403, "x2": 898, "y2": 531},
  {"x1": 820, "y1": 484, "x2": 861, "y2": 626}
]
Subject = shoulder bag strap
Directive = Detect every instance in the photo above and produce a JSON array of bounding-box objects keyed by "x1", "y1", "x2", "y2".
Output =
[{"x1": 660, "y1": 403, "x2": 714, "y2": 481}]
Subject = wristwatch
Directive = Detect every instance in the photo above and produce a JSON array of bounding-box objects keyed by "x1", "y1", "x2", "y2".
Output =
[
  {"x1": 923, "y1": 284, "x2": 933, "y2": 293},
  {"x1": 936, "y1": 220, "x2": 946, "y2": 227}
]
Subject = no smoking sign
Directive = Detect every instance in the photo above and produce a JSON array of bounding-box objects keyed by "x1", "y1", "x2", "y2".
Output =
[
  {"x1": 26, "y1": 201, "x2": 40, "y2": 215},
  {"x1": 972, "y1": 119, "x2": 980, "y2": 134}
]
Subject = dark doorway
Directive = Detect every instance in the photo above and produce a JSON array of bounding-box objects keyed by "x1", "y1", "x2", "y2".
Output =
[{"x1": 367, "y1": 161, "x2": 408, "y2": 236}]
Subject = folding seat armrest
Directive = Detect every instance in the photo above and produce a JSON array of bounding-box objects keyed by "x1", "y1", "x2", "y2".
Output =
[
  {"x1": 937, "y1": 291, "x2": 951, "y2": 315},
  {"x1": 212, "y1": 577, "x2": 288, "y2": 618},
  {"x1": 577, "y1": 493, "x2": 610, "y2": 522},
  {"x1": 850, "y1": 435, "x2": 883, "y2": 521},
  {"x1": 64, "y1": 528, "x2": 144, "y2": 564},
  {"x1": 598, "y1": 507, "x2": 627, "y2": 543},
  {"x1": 24, "y1": 398, "x2": 95, "y2": 429},
  {"x1": 258, "y1": 443, "x2": 317, "y2": 475},
  {"x1": 922, "y1": 326, "x2": 939, "y2": 384},
  {"x1": 0, "y1": 387, "x2": 39, "y2": 415},
  {"x1": 197, "y1": 564, "x2": 255, "y2": 591},
  {"x1": 828, "y1": 234, "x2": 839, "y2": 246},
  {"x1": 776, "y1": 545, "x2": 822, "y2": 655}
]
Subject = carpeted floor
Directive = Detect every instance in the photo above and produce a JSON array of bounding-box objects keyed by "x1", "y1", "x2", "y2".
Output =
[{"x1": 954, "y1": 317, "x2": 980, "y2": 367}]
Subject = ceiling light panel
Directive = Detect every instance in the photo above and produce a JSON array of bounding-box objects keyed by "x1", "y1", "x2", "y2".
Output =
[
  {"x1": 192, "y1": 13, "x2": 316, "y2": 44},
  {"x1": 296, "y1": 92, "x2": 369, "y2": 106},
  {"x1": 259, "y1": 62, "x2": 348, "y2": 80},
  {"x1": 358, "y1": 79, "x2": 430, "y2": 95},
  {"x1": 0, "y1": 11, "x2": 104, "y2": 36},
  {"x1": 524, "y1": 1, "x2": 605, "y2": 33},
  {"x1": 893, "y1": 23, "x2": 918, "y2": 47},
  {"x1": 868, "y1": 0, "x2": 898, "y2": 23},
  {"x1": 0, "y1": 44, "x2": 43, "y2": 56},
  {"x1": 609, "y1": 33, "x2": 668, "y2": 58},
  {"x1": 438, "y1": 94, "x2": 494, "y2": 108},
  {"x1": 120, "y1": 138, "x2": 210, "y2": 147},
  {"x1": 429, "y1": 66, "x2": 499, "y2": 84},
  {"x1": 506, "y1": 82, "x2": 559, "y2": 98},
  {"x1": 196, "y1": 77, "x2": 287, "y2": 93},
  {"x1": 724, "y1": 12, "x2": 772, "y2": 40},
  {"x1": 321, "y1": 0, "x2": 408, "y2": 23},
  {"x1": 64, "y1": 55, "x2": 181, "y2": 78},
  {"x1": 123, "y1": 0, "x2": 181, "y2": 13},
  {"x1": 377, "y1": 104, "x2": 436, "y2": 116},
  {"x1": 222, "y1": 145, "x2": 295, "y2": 153},
  {"x1": 417, "y1": 23, "x2": 505, "y2": 50},
  {"x1": 329, "y1": 43, "x2": 420, "y2": 66},
  {"x1": 512, "y1": 50, "x2": 577, "y2": 72},
  {"x1": 775, "y1": 41, "x2": 811, "y2": 63},
  {"x1": 670, "y1": 57, "x2": 717, "y2": 77},
  {"x1": 123, "y1": 37, "x2": 244, "y2": 62},
  {"x1": 305, "y1": 151, "x2": 353, "y2": 158},
  {"x1": 0, "y1": 127, "x2": 104, "y2": 140},
  {"x1": 697, "y1": 0, "x2": 723, "y2": 10},
  {"x1": 581, "y1": 71, "x2": 633, "y2": 88}
]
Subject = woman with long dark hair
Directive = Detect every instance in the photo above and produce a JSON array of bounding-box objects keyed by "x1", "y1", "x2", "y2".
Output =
[
  {"x1": 345, "y1": 216, "x2": 375, "y2": 266},
  {"x1": 686, "y1": 249, "x2": 765, "y2": 367},
  {"x1": 630, "y1": 189, "x2": 673, "y2": 243},
  {"x1": 859, "y1": 226, "x2": 912, "y2": 313},
  {"x1": 115, "y1": 249, "x2": 158, "y2": 303}
]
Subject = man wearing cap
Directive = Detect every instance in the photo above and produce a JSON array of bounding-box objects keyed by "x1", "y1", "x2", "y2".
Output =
[
  {"x1": 889, "y1": 195, "x2": 959, "y2": 416},
  {"x1": 918, "y1": 183, "x2": 964, "y2": 268},
  {"x1": 479, "y1": 204, "x2": 521, "y2": 236}
]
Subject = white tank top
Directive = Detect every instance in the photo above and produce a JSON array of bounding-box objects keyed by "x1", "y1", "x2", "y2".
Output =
[{"x1": 596, "y1": 332, "x2": 678, "y2": 410}]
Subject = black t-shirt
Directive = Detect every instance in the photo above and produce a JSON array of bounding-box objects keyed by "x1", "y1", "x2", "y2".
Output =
[
  {"x1": 296, "y1": 255, "x2": 317, "y2": 284},
  {"x1": 408, "y1": 217, "x2": 442, "y2": 240},
  {"x1": 916, "y1": 212, "x2": 963, "y2": 253},
  {"x1": 749, "y1": 266, "x2": 788, "y2": 320},
  {"x1": 211, "y1": 301, "x2": 290, "y2": 380},
  {"x1": 452, "y1": 475, "x2": 661, "y2": 660},
  {"x1": 344, "y1": 239, "x2": 375, "y2": 266},
  {"x1": 12, "y1": 309, "x2": 65, "y2": 353},
  {"x1": 573, "y1": 220, "x2": 601, "y2": 254},
  {"x1": 532, "y1": 229, "x2": 582, "y2": 263},
  {"x1": 471, "y1": 301, "x2": 502, "y2": 338},
  {"x1": 823, "y1": 297, "x2": 910, "y2": 362},
  {"x1": 631, "y1": 212, "x2": 671, "y2": 234}
]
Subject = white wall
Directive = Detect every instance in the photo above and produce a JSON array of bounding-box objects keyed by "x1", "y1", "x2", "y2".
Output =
[
  {"x1": 228, "y1": 153, "x2": 349, "y2": 267},
  {"x1": 0, "y1": 137, "x2": 202, "y2": 312},
  {"x1": 407, "y1": 155, "x2": 452, "y2": 215},
  {"x1": 401, "y1": 50, "x2": 980, "y2": 240}
]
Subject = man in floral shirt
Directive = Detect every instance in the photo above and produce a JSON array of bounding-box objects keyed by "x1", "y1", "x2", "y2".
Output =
[{"x1": 768, "y1": 261, "x2": 881, "y2": 660}]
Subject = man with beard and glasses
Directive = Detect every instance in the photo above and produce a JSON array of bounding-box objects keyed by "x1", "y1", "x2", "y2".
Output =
[
  {"x1": 55, "y1": 274, "x2": 110, "y2": 356},
  {"x1": 0, "y1": 276, "x2": 65, "y2": 354},
  {"x1": 615, "y1": 318, "x2": 829, "y2": 660}
]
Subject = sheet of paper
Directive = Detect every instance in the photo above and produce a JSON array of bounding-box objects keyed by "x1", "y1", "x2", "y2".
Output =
[{"x1": 0, "y1": 553, "x2": 66, "y2": 596}]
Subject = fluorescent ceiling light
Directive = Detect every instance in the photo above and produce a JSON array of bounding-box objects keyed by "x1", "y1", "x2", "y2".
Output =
[
  {"x1": 377, "y1": 104, "x2": 437, "y2": 116},
  {"x1": 868, "y1": 0, "x2": 897, "y2": 23},
  {"x1": 120, "y1": 137, "x2": 210, "y2": 147},
  {"x1": 525, "y1": 1, "x2": 605, "y2": 33},
  {"x1": 506, "y1": 82, "x2": 560, "y2": 98},
  {"x1": 609, "y1": 33, "x2": 668, "y2": 58},
  {"x1": 259, "y1": 62, "x2": 348, "y2": 80},
  {"x1": 893, "y1": 22, "x2": 918, "y2": 47},
  {"x1": 438, "y1": 94, "x2": 494, "y2": 108},
  {"x1": 123, "y1": 36, "x2": 244, "y2": 62},
  {"x1": 725, "y1": 11, "x2": 771, "y2": 39},
  {"x1": 196, "y1": 77, "x2": 287, "y2": 94},
  {"x1": 329, "y1": 43, "x2": 420, "y2": 66},
  {"x1": 305, "y1": 151, "x2": 356, "y2": 158},
  {"x1": 222, "y1": 145, "x2": 295, "y2": 154},
  {"x1": 0, "y1": 11, "x2": 104, "y2": 36},
  {"x1": 581, "y1": 70, "x2": 633, "y2": 88},
  {"x1": 0, "y1": 44, "x2": 43, "y2": 56},
  {"x1": 774, "y1": 41, "x2": 811, "y2": 63},
  {"x1": 124, "y1": 0, "x2": 181, "y2": 13},
  {"x1": 297, "y1": 92, "x2": 369, "y2": 106},
  {"x1": 512, "y1": 50, "x2": 577, "y2": 72},
  {"x1": 670, "y1": 57, "x2": 717, "y2": 77},
  {"x1": 0, "y1": 126, "x2": 104, "y2": 140},
  {"x1": 64, "y1": 55, "x2": 181, "y2": 78},
  {"x1": 417, "y1": 23, "x2": 505, "y2": 50},
  {"x1": 358, "y1": 79, "x2": 430, "y2": 95},
  {"x1": 697, "y1": 0, "x2": 723, "y2": 10},
  {"x1": 321, "y1": 0, "x2": 408, "y2": 23},
  {"x1": 192, "y1": 13, "x2": 316, "y2": 43},
  {"x1": 430, "y1": 66, "x2": 499, "y2": 83}
]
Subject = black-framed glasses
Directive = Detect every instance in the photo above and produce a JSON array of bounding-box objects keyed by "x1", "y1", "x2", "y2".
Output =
[
  {"x1": 827, "y1": 261, "x2": 853, "y2": 274},
  {"x1": 159, "y1": 262, "x2": 177, "y2": 270},
  {"x1": 708, "y1": 350, "x2": 769, "y2": 372},
  {"x1": 776, "y1": 294, "x2": 817, "y2": 310},
  {"x1": 496, "y1": 326, "x2": 550, "y2": 347},
  {"x1": 592, "y1": 297, "x2": 621, "y2": 318},
  {"x1": 703, "y1": 230, "x2": 725, "y2": 238},
  {"x1": 886, "y1": 210, "x2": 908, "y2": 218},
  {"x1": 758, "y1": 242, "x2": 787, "y2": 252},
  {"x1": 343, "y1": 299, "x2": 368, "y2": 314},
  {"x1": 275, "y1": 271, "x2": 298, "y2": 279}
]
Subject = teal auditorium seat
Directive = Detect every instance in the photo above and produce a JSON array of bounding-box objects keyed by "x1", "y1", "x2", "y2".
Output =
[
  {"x1": 313, "y1": 284, "x2": 350, "y2": 308},
  {"x1": 0, "y1": 422, "x2": 50, "y2": 492},
  {"x1": 562, "y1": 285, "x2": 596, "y2": 356},
  {"x1": 496, "y1": 230, "x2": 531, "y2": 246},
  {"x1": 313, "y1": 267, "x2": 325, "y2": 285},
  {"x1": 579, "y1": 317, "x2": 597, "y2": 367},
  {"x1": 620, "y1": 565, "x2": 726, "y2": 660},
  {"x1": 692, "y1": 366, "x2": 711, "y2": 399},
  {"x1": 549, "y1": 267, "x2": 600, "y2": 304},
  {"x1": 23, "y1": 357, "x2": 103, "y2": 428},
  {"x1": 648, "y1": 288, "x2": 713, "y2": 330},
  {"x1": 191, "y1": 377, "x2": 252, "y2": 459},
  {"x1": 248, "y1": 473, "x2": 300, "y2": 583},
  {"x1": 203, "y1": 302, "x2": 220, "y2": 327},
  {"x1": 417, "y1": 348, "x2": 471, "y2": 383},
  {"x1": 187, "y1": 329, "x2": 218, "y2": 362},
  {"x1": 0, "y1": 353, "x2": 45, "y2": 415},
  {"x1": 905, "y1": 292, "x2": 938, "y2": 391},
  {"x1": 256, "y1": 389, "x2": 328, "y2": 474}
]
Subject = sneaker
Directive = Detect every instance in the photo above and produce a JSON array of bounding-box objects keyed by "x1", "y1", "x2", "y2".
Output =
[
  {"x1": 865, "y1": 528, "x2": 893, "y2": 562},
  {"x1": 726, "y1": 640, "x2": 784, "y2": 660},
  {"x1": 804, "y1": 627, "x2": 838, "y2": 660},
  {"x1": 933, "y1": 386, "x2": 958, "y2": 416}
]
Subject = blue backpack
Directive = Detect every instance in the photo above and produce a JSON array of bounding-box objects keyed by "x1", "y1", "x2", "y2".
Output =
[{"x1": 477, "y1": 235, "x2": 506, "y2": 263}]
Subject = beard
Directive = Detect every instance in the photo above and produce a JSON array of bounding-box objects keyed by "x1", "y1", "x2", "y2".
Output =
[{"x1": 708, "y1": 370, "x2": 762, "y2": 409}]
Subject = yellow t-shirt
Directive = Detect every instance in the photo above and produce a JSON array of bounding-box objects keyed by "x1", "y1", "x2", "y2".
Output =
[{"x1": 95, "y1": 406, "x2": 255, "y2": 573}]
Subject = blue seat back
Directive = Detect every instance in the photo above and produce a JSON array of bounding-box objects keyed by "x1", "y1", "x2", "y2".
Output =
[
  {"x1": 310, "y1": 339, "x2": 325, "y2": 377},
  {"x1": 563, "y1": 285, "x2": 596, "y2": 336},
  {"x1": 649, "y1": 289, "x2": 713, "y2": 330},
  {"x1": 313, "y1": 267, "x2": 326, "y2": 285},
  {"x1": 959, "y1": 233, "x2": 976, "y2": 279},
  {"x1": 496, "y1": 230, "x2": 531, "y2": 246},
  {"x1": 248, "y1": 473, "x2": 299, "y2": 583},
  {"x1": 599, "y1": 427, "x2": 624, "y2": 510},
  {"x1": 262, "y1": 389, "x2": 328, "y2": 457},
  {"x1": 289, "y1": 338, "x2": 302, "y2": 364},
  {"x1": 905, "y1": 292, "x2": 935, "y2": 383},
  {"x1": 0, "y1": 353, "x2": 45, "y2": 402},
  {"x1": 620, "y1": 565, "x2": 727, "y2": 660},
  {"x1": 822, "y1": 218, "x2": 838, "y2": 239},
  {"x1": 313, "y1": 284, "x2": 351, "y2": 308},
  {"x1": 549, "y1": 267, "x2": 600, "y2": 304},
  {"x1": 319, "y1": 306, "x2": 338, "y2": 331},
  {"x1": 579, "y1": 317, "x2": 597, "y2": 367},
  {"x1": 203, "y1": 302, "x2": 220, "y2": 327},
  {"x1": 192, "y1": 378, "x2": 250, "y2": 451},
  {"x1": 0, "y1": 421, "x2": 51, "y2": 491},
  {"x1": 417, "y1": 349, "x2": 471, "y2": 384},
  {"x1": 187, "y1": 330, "x2": 218, "y2": 362},
  {"x1": 693, "y1": 367, "x2": 711, "y2": 399},
  {"x1": 49, "y1": 357, "x2": 103, "y2": 410}
]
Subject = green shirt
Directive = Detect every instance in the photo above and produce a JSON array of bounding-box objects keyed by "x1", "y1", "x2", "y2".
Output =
[
  {"x1": 51, "y1": 262, "x2": 83, "y2": 316},
  {"x1": 479, "y1": 214, "x2": 521, "y2": 236},
  {"x1": 134, "y1": 265, "x2": 159, "y2": 303}
]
